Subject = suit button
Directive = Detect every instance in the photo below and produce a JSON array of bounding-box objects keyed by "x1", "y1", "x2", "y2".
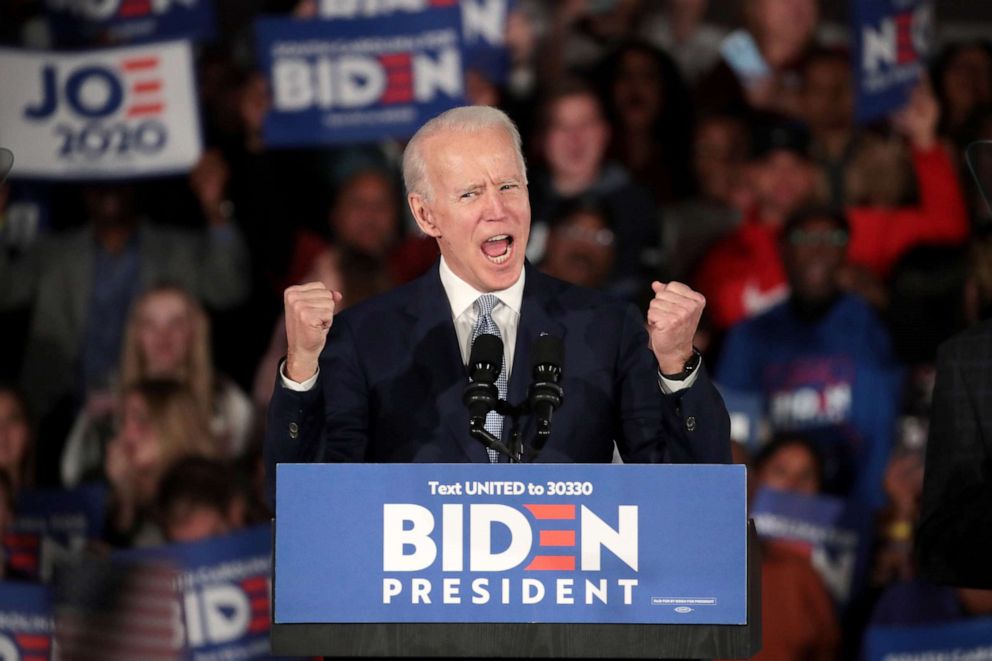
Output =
[
  {"x1": 685, "y1": 416, "x2": 697, "y2": 432},
  {"x1": 289, "y1": 422, "x2": 299, "y2": 439}
]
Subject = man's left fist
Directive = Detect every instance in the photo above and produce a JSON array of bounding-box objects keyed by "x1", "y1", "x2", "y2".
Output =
[{"x1": 646, "y1": 281, "x2": 705, "y2": 374}]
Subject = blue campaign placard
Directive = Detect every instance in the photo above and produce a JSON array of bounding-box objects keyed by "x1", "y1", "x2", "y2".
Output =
[
  {"x1": 275, "y1": 463, "x2": 747, "y2": 625},
  {"x1": 256, "y1": 8, "x2": 466, "y2": 147},
  {"x1": 3, "y1": 485, "x2": 107, "y2": 580},
  {"x1": 115, "y1": 525, "x2": 288, "y2": 660},
  {"x1": 0, "y1": 582, "x2": 54, "y2": 660},
  {"x1": 751, "y1": 488, "x2": 873, "y2": 610},
  {"x1": 46, "y1": 0, "x2": 215, "y2": 46},
  {"x1": 851, "y1": 0, "x2": 934, "y2": 123},
  {"x1": 865, "y1": 617, "x2": 992, "y2": 661}
]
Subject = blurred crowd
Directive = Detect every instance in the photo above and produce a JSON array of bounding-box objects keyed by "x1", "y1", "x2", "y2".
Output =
[{"x1": 2, "y1": 0, "x2": 992, "y2": 658}]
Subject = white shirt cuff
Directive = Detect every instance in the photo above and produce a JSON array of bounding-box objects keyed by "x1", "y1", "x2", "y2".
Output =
[
  {"x1": 279, "y1": 360, "x2": 319, "y2": 391},
  {"x1": 657, "y1": 368, "x2": 699, "y2": 394}
]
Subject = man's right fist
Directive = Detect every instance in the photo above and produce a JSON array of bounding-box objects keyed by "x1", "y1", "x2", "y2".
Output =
[{"x1": 284, "y1": 282, "x2": 342, "y2": 382}]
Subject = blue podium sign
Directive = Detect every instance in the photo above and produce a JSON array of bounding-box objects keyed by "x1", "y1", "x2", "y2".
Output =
[{"x1": 275, "y1": 463, "x2": 747, "y2": 625}]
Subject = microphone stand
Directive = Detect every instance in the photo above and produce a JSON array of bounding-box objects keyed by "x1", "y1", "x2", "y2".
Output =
[{"x1": 468, "y1": 400, "x2": 526, "y2": 463}]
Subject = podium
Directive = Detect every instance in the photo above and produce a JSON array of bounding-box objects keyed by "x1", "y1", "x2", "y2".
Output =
[{"x1": 271, "y1": 463, "x2": 761, "y2": 659}]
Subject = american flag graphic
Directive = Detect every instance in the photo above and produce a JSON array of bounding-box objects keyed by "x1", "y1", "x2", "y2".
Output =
[{"x1": 54, "y1": 558, "x2": 181, "y2": 661}]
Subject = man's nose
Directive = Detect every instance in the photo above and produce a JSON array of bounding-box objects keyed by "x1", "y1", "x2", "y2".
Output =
[{"x1": 481, "y1": 188, "x2": 507, "y2": 220}]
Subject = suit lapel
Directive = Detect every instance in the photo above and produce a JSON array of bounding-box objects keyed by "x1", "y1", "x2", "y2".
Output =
[{"x1": 405, "y1": 265, "x2": 489, "y2": 462}]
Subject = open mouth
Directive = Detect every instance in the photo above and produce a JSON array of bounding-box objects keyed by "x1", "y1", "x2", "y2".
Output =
[{"x1": 481, "y1": 234, "x2": 514, "y2": 265}]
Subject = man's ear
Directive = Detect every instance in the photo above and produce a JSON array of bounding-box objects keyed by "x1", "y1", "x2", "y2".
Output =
[{"x1": 408, "y1": 193, "x2": 441, "y2": 238}]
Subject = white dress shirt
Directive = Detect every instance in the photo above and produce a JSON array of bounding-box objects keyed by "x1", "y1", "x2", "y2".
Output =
[{"x1": 280, "y1": 259, "x2": 697, "y2": 393}]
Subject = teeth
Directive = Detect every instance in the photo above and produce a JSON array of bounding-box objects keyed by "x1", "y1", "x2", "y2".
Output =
[{"x1": 487, "y1": 234, "x2": 509, "y2": 242}]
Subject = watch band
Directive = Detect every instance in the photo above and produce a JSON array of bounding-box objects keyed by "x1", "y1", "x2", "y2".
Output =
[{"x1": 660, "y1": 348, "x2": 701, "y2": 381}]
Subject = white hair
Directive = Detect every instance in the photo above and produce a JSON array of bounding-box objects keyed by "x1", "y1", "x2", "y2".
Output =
[{"x1": 402, "y1": 105, "x2": 527, "y2": 200}]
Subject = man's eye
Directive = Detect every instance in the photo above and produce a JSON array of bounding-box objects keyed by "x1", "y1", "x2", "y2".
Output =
[
  {"x1": 461, "y1": 191, "x2": 477, "y2": 199},
  {"x1": 500, "y1": 183, "x2": 518, "y2": 191}
]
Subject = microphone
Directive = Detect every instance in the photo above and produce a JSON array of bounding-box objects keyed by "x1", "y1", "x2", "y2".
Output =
[
  {"x1": 463, "y1": 333, "x2": 503, "y2": 426},
  {"x1": 529, "y1": 334, "x2": 564, "y2": 445}
]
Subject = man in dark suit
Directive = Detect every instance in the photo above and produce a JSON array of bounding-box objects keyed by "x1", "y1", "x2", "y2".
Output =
[
  {"x1": 265, "y1": 106, "x2": 730, "y2": 492},
  {"x1": 917, "y1": 320, "x2": 992, "y2": 588}
]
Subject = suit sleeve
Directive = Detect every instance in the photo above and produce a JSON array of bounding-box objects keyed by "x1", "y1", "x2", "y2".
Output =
[
  {"x1": 263, "y1": 315, "x2": 370, "y2": 506},
  {"x1": 916, "y1": 339, "x2": 992, "y2": 588},
  {"x1": 614, "y1": 304, "x2": 731, "y2": 465}
]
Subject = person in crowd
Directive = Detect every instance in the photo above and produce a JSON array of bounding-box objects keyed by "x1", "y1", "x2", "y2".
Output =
[
  {"x1": 538, "y1": 0, "x2": 642, "y2": 81},
  {"x1": 286, "y1": 167, "x2": 437, "y2": 289},
  {"x1": 662, "y1": 111, "x2": 750, "y2": 280},
  {"x1": 598, "y1": 41, "x2": 696, "y2": 205},
  {"x1": 745, "y1": 434, "x2": 841, "y2": 661},
  {"x1": 694, "y1": 82, "x2": 970, "y2": 331},
  {"x1": 251, "y1": 169, "x2": 436, "y2": 409},
  {"x1": 717, "y1": 207, "x2": 903, "y2": 507},
  {"x1": 696, "y1": 0, "x2": 819, "y2": 118},
  {"x1": 267, "y1": 105, "x2": 730, "y2": 505},
  {"x1": 0, "y1": 167, "x2": 248, "y2": 481},
  {"x1": 637, "y1": 0, "x2": 726, "y2": 84},
  {"x1": 800, "y1": 47, "x2": 918, "y2": 210},
  {"x1": 752, "y1": 434, "x2": 824, "y2": 496},
  {"x1": 216, "y1": 70, "x2": 330, "y2": 386},
  {"x1": 538, "y1": 196, "x2": 616, "y2": 289},
  {"x1": 528, "y1": 79, "x2": 660, "y2": 300},
  {"x1": 932, "y1": 41, "x2": 992, "y2": 144},
  {"x1": 104, "y1": 379, "x2": 218, "y2": 547},
  {"x1": 62, "y1": 285, "x2": 253, "y2": 487},
  {"x1": 0, "y1": 386, "x2": 34, "y2": 494},
  {"x1": 156, "y1": 456, "x2": 249, "y2": 543}
]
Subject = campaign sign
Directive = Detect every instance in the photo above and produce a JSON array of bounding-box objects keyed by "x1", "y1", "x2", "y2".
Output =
[
  {"x1": 256, "y1": 8, "x2": 466, "y2": 146},
  {"x1": 317, "y1": 0, "x2": 512, "y2": 83},
  {"x1": 0, "y1": 583, "x2": 53, "y2": 661},
  {"x1": 0, "y1": 40, "x2": 202, "y2": 180},
  {"x1": 865, "y1": 617, "x2": 992, "y2": 661},
  {"x1": 851, "y1": 0, "x2": 935, "y2": 123},
  {"x1": 275, "y1": 463, "x2": 747, "y2": 624},
  {"x1": 751, "y1": 487, "x2": 873, "y2": 609},
  {"x1": 46, "y1": 0, "x2": 215, "y2": 46},
  {"x1": 117, "y1": 525, "x2": 287, "y2": 660},
  {"x1": 3, "y1": 485, "x2": 107, "y2": 581},
  {"x1": 718, "y1": 385, "x2": 767, "y2": 450}
]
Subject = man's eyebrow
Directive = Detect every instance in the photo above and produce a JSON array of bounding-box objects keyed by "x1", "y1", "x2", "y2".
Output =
[{"x1": 456, "y1": 182, "x2": 483, "y2": 194}]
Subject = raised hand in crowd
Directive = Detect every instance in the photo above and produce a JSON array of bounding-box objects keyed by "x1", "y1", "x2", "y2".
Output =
[
  {"x1": 892, "y1": 80, "x2": 940, "y2": 150},
  {"x1": 189, "y1": 148, "x2": 232, "y2": 226}
]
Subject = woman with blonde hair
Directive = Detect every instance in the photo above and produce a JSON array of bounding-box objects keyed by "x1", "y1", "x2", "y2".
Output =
[
  {"x1": 105, "y1": 379, "x2": 218, "y2": 546},
  {"x1": 62, "y1": 285, "x2": 253, "y2": 486}
]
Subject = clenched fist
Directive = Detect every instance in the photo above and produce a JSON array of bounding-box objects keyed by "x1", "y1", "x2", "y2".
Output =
[
  {"x1": 284, "y1": 282, "x2": 342, "y2": 382},
  {"x1": 646, "y1": 281, "x2": 705, "y2": 375}
]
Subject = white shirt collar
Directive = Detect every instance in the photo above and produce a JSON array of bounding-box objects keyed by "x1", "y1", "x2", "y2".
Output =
[{"x1": 439, "y1": 256, "x2": 525, "y2": 319}]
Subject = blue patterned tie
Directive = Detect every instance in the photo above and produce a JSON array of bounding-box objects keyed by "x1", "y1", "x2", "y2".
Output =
[{"x1": 471, "y1": 294, "x2": 506, "y2": 463}]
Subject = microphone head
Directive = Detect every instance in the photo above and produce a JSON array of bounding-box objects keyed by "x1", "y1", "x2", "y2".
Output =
[
  {"x1": 469, "y1": 333, "x2": 503, "y2": 383},
  {"x1": 531, "y1": 334, "x2": 564, "y2": 374}
]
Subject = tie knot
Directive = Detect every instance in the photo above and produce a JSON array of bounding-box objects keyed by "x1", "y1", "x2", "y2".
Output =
[{"x1": 474, "y1": 294, "x2": 500, "y2": 318}]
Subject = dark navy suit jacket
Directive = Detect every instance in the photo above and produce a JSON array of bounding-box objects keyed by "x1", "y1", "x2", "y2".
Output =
[
  {"x1": 917, "y1": 319, "x2": 992, "y2": 588},
  {"x1": 265, "y1": 263, "x2": 730, "y2": 499}
]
